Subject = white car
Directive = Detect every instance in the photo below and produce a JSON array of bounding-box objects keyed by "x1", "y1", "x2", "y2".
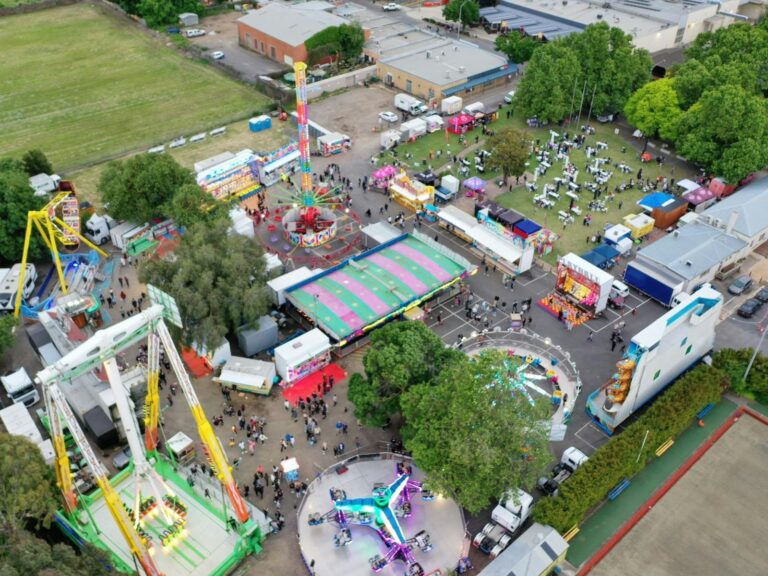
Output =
[
  {"x1": 383, "y1": 2, "x2": 400, "y2": 11},
  {"x1": 504, "y1": 90, "x2": 516, "y2": 104},
  {"x1": 185, "y1": 28, "x2": 206, "y2": 38},
  {"x1": 211, "y1": 51, "x2": 225, "y2": 60},
  {"x1": 379, "y1": 111, "x2": 399, "y2": 123}
]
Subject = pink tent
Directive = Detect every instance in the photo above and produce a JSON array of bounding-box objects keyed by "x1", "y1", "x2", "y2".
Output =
[
  {"x1": 371, "y1": 165, "x2": 397, "y2": 190},
  {"x1": 447, "y1": 114, "x2": 475, "y2": 134}
]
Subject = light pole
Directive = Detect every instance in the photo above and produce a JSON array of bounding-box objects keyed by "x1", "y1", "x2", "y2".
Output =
[
  {"x1": 313, "y1": 293, "x2": 320, "y2": 327},
  {"x1": 457, "y1": 0, "x2": 472, "y2": 39},
  {"x1": 743, "y1": 317, "x2": 768, "y2": 382}
]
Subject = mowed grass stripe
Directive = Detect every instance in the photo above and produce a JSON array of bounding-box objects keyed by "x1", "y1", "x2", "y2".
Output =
[{"x1": 0, "y1": 4, "x2": 267, "y2": 169}]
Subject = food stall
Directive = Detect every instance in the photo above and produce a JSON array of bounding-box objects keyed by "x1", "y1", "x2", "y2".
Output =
[
  {"x1": 622, "y1": 213, "x2": 654, "y2": 239},
  {"x1": 388, "y1": 171, "x2": 434, "y2": 211},
  {"x1": 682, "y1": 186, "x2": 717, "y2": 213},
  {"x1": 463, "y1": 176, "x2": 486, "y2": 198},
  {"x1": 399, "y1": 118, "x2": 427, "y2": 140},
  {"x1": 214, "y1": 356, "x2": 277, "y2": 396},
  {"x1": 436, "y1": 205, "x2": 478, "y2": 243},
  {"x1": 436, "y1": 174, "x2": 459, "y2": 203},
  {"x1": 380, "y1": 129, "x2": 401, "y2": 151},
  {"x1": 424, "y1": 114, "x2": 445, "y2": 133},
  {"x1": 274, "y1": 329, "x2": 331, "y2": 385},
  {"x1": 447, "y1": 113, "x2": 475, "y2": 134},
  {"x1": 371, "y1": 165, "x2": 398, "y2": 192},
  {"x1": 603, "y1": 224, "x2": 632, "y2": 246},
  {"x1": 167, "y1": 431, "x2": 196, "y2": 465},
  {"x1": 254, "y1": 142, "x2": 301, "y2": 186},
  {"x1": 317, "y1": 132, "x2": 351, "y2": 156}
]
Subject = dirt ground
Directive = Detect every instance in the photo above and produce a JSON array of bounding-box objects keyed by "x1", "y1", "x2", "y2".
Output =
[{"x1": 590, "y1": 414, "x2": 768, "y2": 576}]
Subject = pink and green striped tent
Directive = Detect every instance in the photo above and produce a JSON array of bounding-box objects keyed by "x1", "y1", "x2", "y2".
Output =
[{"x1": 286, "y1": 233, "x2": 474, "y2": 343}]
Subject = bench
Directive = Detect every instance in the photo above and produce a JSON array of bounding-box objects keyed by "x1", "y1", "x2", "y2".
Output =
[
  {"x1": 608, "y1": 478, "x2": 631, "y2": 501},
  {"x1": 696, "y1": 403, "x2": 714, "y2": 420}
]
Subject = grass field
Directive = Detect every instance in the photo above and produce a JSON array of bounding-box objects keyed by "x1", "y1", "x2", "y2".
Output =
[
  {"x1": 377, "y1": 111, "x2": 696, "y2": 264},
  {"x1": 0, "y1": 4, "x2": 270, "y2": 170}
]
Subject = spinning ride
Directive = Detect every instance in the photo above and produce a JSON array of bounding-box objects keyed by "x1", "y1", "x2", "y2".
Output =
[
  {"x1": 307, "y1": 462, "x2": 435, "y2": 575},
  {"x1": 279, "y1": 62, "x2": 345, "y2": 248}
]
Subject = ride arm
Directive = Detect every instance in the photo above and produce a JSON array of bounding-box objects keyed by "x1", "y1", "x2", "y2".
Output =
[
  {"x1": 155, "y1": 321, "x2": 250, "y2": 524},
  {"x1": 47, "y1": 385, "x2": 162, "y2": 576},
  {"x1": 144, "y1": 334, "x2": 160, "y2": 452},
  {"x1": 43, "y1": 386, "x2": 76, "y2": 513}
]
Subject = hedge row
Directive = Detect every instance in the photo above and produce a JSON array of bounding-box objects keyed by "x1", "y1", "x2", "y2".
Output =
[{"x1": 533, "y1": 363, "x2": 726, "y2": 532}]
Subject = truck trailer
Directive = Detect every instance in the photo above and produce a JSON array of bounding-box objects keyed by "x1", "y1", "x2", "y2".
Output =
[{"x1": 394, "y1": 93, "x2": 428, "y2": 116}]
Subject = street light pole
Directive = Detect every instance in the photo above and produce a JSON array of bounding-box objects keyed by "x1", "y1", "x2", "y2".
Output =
[
  {"x1": 313, "y1": 293, "x2": 320, "y2": 327},
  {"x1": 457, "y1": 0, "x2": 471, "y2": 39},
  {"x1": 743, "y1": 318, "x2": 768, "y2": 382}
]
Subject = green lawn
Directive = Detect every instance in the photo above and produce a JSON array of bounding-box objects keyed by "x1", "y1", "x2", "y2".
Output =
[
  {"x1": 378, "y1": 112, "x2": 696, "y2": 264},
  {"x1": 0, "y1": 4, "x2": 270, "y2": 170}
]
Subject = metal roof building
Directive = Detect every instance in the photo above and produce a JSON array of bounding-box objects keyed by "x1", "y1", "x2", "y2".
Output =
[
  {"x1": 699, "y1": 177, "x2": 768, "y2": 246},
  {"x1": 479, "y1": 4, "x2": 584, "y2": 38},
  {"x1": 237, "y1": 4, "x2": 348, "y2": 48}
]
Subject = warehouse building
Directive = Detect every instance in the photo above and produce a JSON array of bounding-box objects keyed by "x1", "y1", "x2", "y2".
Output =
[
  {"x1": 377, "y1": 39, "x2": 514, "y2": 104},
  {"x1": 237, "y1": 3, "x2": 350, "y2": 66}
]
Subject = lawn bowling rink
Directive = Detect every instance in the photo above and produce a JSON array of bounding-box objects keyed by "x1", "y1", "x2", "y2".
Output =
[{"x1": 589, "y1": 414, "x2": 768, "y2": 576}]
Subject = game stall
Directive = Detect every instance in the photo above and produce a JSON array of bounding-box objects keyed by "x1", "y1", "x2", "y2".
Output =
[
  {"x1": 447, "y1": 113, "x2": 474, "y2": 134},
  {"x1": 254, "y1": 142, "x2": 301, "y2": 186},
  {"x1": 274, "y1": 329, "x2": 331, "y2": 385},
  {"x1": 371, "y1": 165, "x2": 398, "y2": 192},
  {"x1": 389, "y1": 171, "x2": 435, "y2": 211},
  {"x1": 539, "y1": 253, "x2": 613, "y2": 326},
  {"x1": 196, "y1": 149, "x2": 261, "y2": 201},
  {"x1": 463, "y1": 176, "x2": 486, "y2": 198},
  {"x1": 317, "y1": 132, "x2": 351, "y2": 157}
]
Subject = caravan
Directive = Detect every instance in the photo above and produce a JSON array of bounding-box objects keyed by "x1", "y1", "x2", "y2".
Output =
[{"x1": 0, "y1": 264, "x2": 37, "y2": 312}]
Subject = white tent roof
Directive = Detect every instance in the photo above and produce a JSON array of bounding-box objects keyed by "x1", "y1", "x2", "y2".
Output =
[
  {"x1": 268, "y1": 267, "x2": 319, "y2": 295},
  {"x1": 274, "y1": 329, "x2": 330, "y2": 365},
  {"x1": 437, "y1": 205, "x2": 478, "y2": 232},
  {"x1": 467, "y1": 226, "x2": 523, "y2": 264}
]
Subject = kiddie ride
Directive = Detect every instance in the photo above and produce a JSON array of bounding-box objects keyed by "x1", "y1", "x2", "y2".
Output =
[{"x1": 307, "y1": 462, "x2": 435, "y2": 575}]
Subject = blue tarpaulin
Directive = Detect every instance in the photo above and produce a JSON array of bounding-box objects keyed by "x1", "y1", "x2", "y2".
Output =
[{"x1": 637, "y1": 192, "x2": 674, "y2": 211}]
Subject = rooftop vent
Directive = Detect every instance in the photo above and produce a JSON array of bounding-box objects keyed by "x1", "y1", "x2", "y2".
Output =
[{"x1": 685, "y1": 260, "x2": 692, "y2": 267}]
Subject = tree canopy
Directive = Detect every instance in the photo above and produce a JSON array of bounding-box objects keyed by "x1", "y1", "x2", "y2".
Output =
[
  {"x1": 305, "y1": 23, "x2": 365, "y2": 65},
  {"x1": 623, "y1": 78, "x2": 682, "y2": 141},
  {"x1": 0, "y1": 434, "x2": 58, "y2": 538},
  {"x1": 137, "y1": 0, "x2": 200, "y2": 27},
  {"x1": 0, "y1": 165, "x2": 46, "y2": 262},
  {"x1": 514, "y1": 42, "x2": 581, "y2": 124},
  {"x1": 21, "y1": 150, "x2": 53, "y2": 176},
  {"x1": 494, "y1": 32, "x2": 541, "y2": 64},
  {"x1": 162, "y1": 183, "x2": 222, "y2": 228},
  {"x1": 712, "y1": 348, "x2": 768, "y2": 405},
  {"x1": 98, "y1": 153, "x2": 198, "y2": 224},
  {"x1": 348, "y1": 321, "x2": 462, "y2": 427},
  {"x1": 443, "y1": 0, "x2": 480, "y2": 28},
  {"x1": 139, "y1": 217, "x2": 270, "y2": 349},
  {"x1": 402, "y1": 350, "x2": 552, "y2": 514},
  {"x1": 675, "y1": 84, "x2": 768, "y2": 184},
  {"x1": 486, "y1": 127, "x2": 532, "y2": 184}
]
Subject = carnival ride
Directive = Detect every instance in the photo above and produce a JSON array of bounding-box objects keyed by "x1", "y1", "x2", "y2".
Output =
[
  {"x1": 307, "y1": 462, "x2": 435, "y2": 575},
  {"x1": 493, "y1": 351, "x2": 556, "y2": 406},
  {"x1": 277, "y1": 62, "x2": 345, "y2": 248},
  {"x1": 35, "y1": 305, "x2": 257, "y2": 576},
  {"x1": 15, "y1": 182, "x2": 107, "y2": 317}
]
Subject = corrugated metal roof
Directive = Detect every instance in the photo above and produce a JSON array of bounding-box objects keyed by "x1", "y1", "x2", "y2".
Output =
[
  {"x1": 238, "y1": 5, "x2": 348, "y2": 47},
  {"x1": 702, "y1": 176, "x2": 768, "y2": 239}
]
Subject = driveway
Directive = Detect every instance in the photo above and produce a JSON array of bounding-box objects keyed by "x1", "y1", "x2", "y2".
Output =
[{"x1": 190, "y1": 12, "x2": 288, "y2": 81}]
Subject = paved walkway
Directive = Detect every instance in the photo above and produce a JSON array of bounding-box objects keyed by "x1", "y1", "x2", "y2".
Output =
[{"x1": 566, "y1": 398, "x2": 738, "y2": 567}]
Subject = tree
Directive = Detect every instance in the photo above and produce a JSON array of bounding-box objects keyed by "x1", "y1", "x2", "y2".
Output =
[
  {"x1": 348, "y1": 321, "x2": 462, "y2": 427},
  {"x1": 672, "y1": 58, "x2": 713, "y2": 110},
  {"x1": 306, "y1": 24, "x2": 366, "y2": 65},
  {"x1": 0, "y1": 167, "x2": 46, "y2": 262},
  {"x1": 443, "y1": 0, "x2": 480, "y2": 29},
  {"x1": 162, "y1": 183, "x2": 222, "y2": 228},
  {"x1": 712, "y1": 348, "x2": 768, "y2": 404},
  {"x1": 494, "y1": 32, "x2": 541, "y2": 64},
  {"x1": 623, "y1": 78, "x2": 683, "y2": 141},
  {"x1": 21, "y1": 150, "x2": 53, "y2": 176},
  {"x1": 137, "y1": 0, "x2": 199, "y2": 28},
  {"x1": 486, "y1": 127, "x2": 531, "y2": 184},
  {"x1": 99, "y1": 153, "x2": 196, "y2": 224},
  {"x1": 514, "y1": 42, "x2": 581, "y2": 124},
  {"x1": 0, "y1": 434, "x2": 58, "y2": 538},
  {"x1": 675, "y1": 84, "x2": 768, "y2": 183},
  {"x1": 561, "y1": 22, "x2": 651, "y2": 116},
  {"x1": 0, "y1": 316, "x2": 17, "y2": 359},
  {"x1": 139, "y1": 217, "x2": 270, "y2": 349},
  {"x1": 337, "y1": 24, "x2": 365, "y2": 60},
  {"x1": 402, "y1": 350, "x2": 552, "y2": 514}
]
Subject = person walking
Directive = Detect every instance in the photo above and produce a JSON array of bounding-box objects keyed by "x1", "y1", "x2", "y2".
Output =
[{"x1": 587, "y1": 330, "x2": 594, "y2": 342}]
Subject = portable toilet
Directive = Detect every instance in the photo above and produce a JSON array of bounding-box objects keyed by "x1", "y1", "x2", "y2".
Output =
[{"x1": 249, "y1": 115, "x2": 272, "y2": 132}]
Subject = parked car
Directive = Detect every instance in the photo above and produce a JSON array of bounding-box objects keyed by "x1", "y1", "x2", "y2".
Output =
[
  {"x1": 728, "y1": 275, "x2": 753, "y2": 295},
  {"x1": 378, "y1": 111, "x2": 399, "y2": 123},
  {"x1": 737, "y1": 298, "x2": 763, "y2": 318},
  {"x1": 185, "y1": 28, "x2": 206, "y2": 38},
  {"x1": 504, "y1": 90, "x2": 516, "y2": 104},
  {"x1": 383, "y1": 2, "x2": 400, "y2": 10},
  {"x1": 211, "y1": 51, "x2": 225, "y2": 60},
  {"x1": 755, "y1": 287, "x2": 768, "y2": 303},
  {"x1": 112, "y1": 446, "x2": 131, "y2": 471}
]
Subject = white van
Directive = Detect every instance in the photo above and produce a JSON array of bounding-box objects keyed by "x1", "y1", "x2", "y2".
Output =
[
  {"x1": 1, "y1": 367, "x2": 40, "y2": 407},
  {"x1": 185, "y1": 28, "x2": 206, "y2": 38},
  {"x1": 0, "y1": 264, "x2": 37, "y2": 312},
  {"x1": 462, "y1": 101, "x2": 485, "y2": 116}
]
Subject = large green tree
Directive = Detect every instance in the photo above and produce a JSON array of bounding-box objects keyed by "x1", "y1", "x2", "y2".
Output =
[
  {"x1": 486, "y1": 127, "x2": 531, "y2": 184},
  {"x1": 99, "y1": 153, "x2": 196, "y2": 224},
  {"x1": 137, "y1": 0, "x2": 199, "y2": 28},
  {"x1": 0, "y1": 167, "x2": 46, "y2": 262},
  {"x1": 514, "y1": 42, "x2": 581, "y2": 124},
  {"x1": 495, "y1": 31, "x2": 541, "y2": 64},
  {"x1": 443, "y1": 0, "x2": 480, "y2": 29},
  {"x1": 402, "y1": 350, "x2": 552, "y2": 514},
  {"x1": 676, "y1": 84, "x2": 768, "y2": 183},
  {"x1": 348, "y1": 321, "x2": 462, "y2": 427},
  {"x1": 0, "y1": 434, "x2": 58, "y2": 538},
  {"x1": 21, "y1": 149, "x2": 53, "y2": 177},
  {"x1": 561, "y1": 22, "x2": 652, "y2": 116},
  {"x1": 162, "y1": 183, "x2": 222, "y2": 228},
  {"x1": 623, "y1": 78, "x2": 683, "y2": 141},
  {"x1": 712, "y1": 348, "x2": 768, "y2": 404},
  {"x1": 139, "y1": 217, "x2": 270, "y2": 349}
]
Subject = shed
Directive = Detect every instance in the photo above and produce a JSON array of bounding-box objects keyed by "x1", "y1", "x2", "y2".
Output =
[
  {"x1": 683, "y1": 187, "x2": 717, "y2": 213},
  {"x1": 623, "y1": 213, "x2": 655, "y2": 239},
  {"x1": 214, "y1": 357, "x2": 276, "y2": 396},
  {"x1": 274, "y1": 329, "x2": 331, "y2": 383},
  {"x1": 237, "y1": 316, "x2": 279, "y2": 356},
  {"x1": 652, "y1": 197, "x2": 689, "y2": 229},
  {"x1": 514, "y1": 219, "x2": 542, "y2": 239},
  {"x1": 603, "y1": 224, "x2": 632, "y2": 245},
  {"x1": 638, "y1": 192, "x2": 675, "y2": 212},
  {"x1": 82, "y1": 407, "x2": 117, "y2": 449},
  {"x1": 179, "y1": 12, "x2": 199, "y2": 26}
]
